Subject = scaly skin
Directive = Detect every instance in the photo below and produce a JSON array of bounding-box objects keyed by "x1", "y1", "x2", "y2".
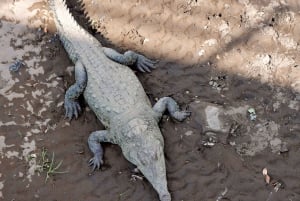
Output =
[{"x1": 50, "y1": 1, "x2": 190, "y2": 200}]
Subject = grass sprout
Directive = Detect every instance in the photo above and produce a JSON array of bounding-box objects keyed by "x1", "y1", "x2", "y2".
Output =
[{"x1": 39, "y1": 148, "x2": 68, "y2": 182}]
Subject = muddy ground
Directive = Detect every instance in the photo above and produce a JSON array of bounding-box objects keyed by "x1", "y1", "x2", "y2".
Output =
[{"x1": 0, "y1": 0, "x2": 300, "y2": 200}]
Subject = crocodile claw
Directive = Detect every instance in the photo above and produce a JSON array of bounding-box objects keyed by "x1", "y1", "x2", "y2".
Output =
[
  {"x1": 173, "y1": 110, "x2": 191, "y2": 121},
  {"x1": 88, "y1": 155, "x2": 103, "y2": 171},
  {"x1": 64, "y1": 98, "x2": 81, "y2": 120},
  {"x1": 136, "y1": 54, "x2": 158, "y2": 73},
  {"x1": 160, "y1": 194, "x2": 171, "y2": 201}
]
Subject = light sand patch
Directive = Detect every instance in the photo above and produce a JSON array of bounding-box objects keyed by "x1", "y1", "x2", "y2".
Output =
[
  {"x1": 31, "y1": 129, "x2": 40, "y2": 134},
  {"x1": 5, "y1": 150, "x2": 20, "y2": 159},
  {"x1": 278, "y1": 34, "x2": 298, "y2": 49},
  {"x1": 46, "y1": 73, "x2": 58, "y2": 81},
  {"x1": 27, "y1": 158, "x2": 40, "y2": 182},
  {"x1": 219, "y1": 20, "x2": 230, "y2": 38},
  {"x1": 0, "y1": 136, "x2": 15, "y2": 157},
  {"x1": 0, "y1": 59, "x2": 23, "y2": 101},
  {"x1": 57, "y1": 101, "x2": 64, "y2": 107},
  {"x1": 203, "y1": 39, "x2": 218, "y2": 47},
  {"x1": 87, "y1": 0, "x2": 300, "y2": 93},
  {"x1": 237, "y1": 53, "x2": 296, "y2": 86},
  {"x1": 20, "y1": 140, "x2": 37, "y2": 182},
  {"x1": 42, "y1": 80, "x2": 59, "y2": 88},
  {"x1": 45, "y1": 100, "x2": 53, "y2": 107},
  {"x1": 27, "y1": 65, "x2": 45, "y2": 80},
  {"x1": 288, "y1": 100, "x2": 299, "y2": 110},
  {"x1": 26, "y1": 131, "x2": 32, "y2": 137},
  {"x1": 0, "y1": 174, "x2": 3, "y2": 198},
  {"x1": 38, "y1": 107, "x2": 47, "y2": 116},
  {"x1": 0, "y1": 0, "x2": 48, "y2": 27},
  {"x1": 239, "y1": 0, "x2": 280, "y2": 28},
  {"x1": 219, "y1": 46, "x2": 299, "y2": 93},
  {"x1": 32, "y1": 89, "x2": 44, "y2": 99},
  {"x1": 2, "y1": 91, "x2": 25, "y2": 101},
  {"x1": 21, "y1": 139, "x2": 36, "y2": 157},
  {"x1": 0, "y1": 0, "x2": 61, "y2": 184},
  {"x1": 26, "y1": 101, "x2": 34, "y2": 114},
  {"x1": 35, "y1": 119, "x2": 52, "y2": 130},
  {"x1": 0, "y1": 121, "x2": 17, "y2": 127},
  {"x1": 198, "y1": 49, "x2": 205, "y2": 56},
  {"x1": 0, "y1": 20, "x2": 46, "y2": 101},
  {"x1": 65, "y1": 66, "x2": 75, "y2": 76},
  {"x1": 18, "y1": 172, "x2": 24, "y2": 177}
]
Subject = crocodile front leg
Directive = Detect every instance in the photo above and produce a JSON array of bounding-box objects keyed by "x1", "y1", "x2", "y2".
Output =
[
  {"x1": 64, "y1": 60, "x2": 87, "y2": 119},
  {"x1": 103, "y1": 47, "x2": 157, "y2": 72},
  {"x1": 153, "y1": 97, "x2": 191, "y2": 122},
  {"x1": 88, "y1": 130, "x2": 116, "y2": 171}
]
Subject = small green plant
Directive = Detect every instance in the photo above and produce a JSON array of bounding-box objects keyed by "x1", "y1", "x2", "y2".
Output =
[
  {"x1": 17, "y1": 130, "x2": 22, "y2": 138},
  {"x1": 39, "y1": 148, "x2": 68, "y2": 182}
]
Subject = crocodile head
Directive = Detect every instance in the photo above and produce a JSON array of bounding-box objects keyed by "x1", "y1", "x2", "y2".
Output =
[{"x1": 120, "y1": 117, "x2": 171, "y2": 201}]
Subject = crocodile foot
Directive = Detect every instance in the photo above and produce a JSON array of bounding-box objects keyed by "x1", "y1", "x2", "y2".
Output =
[
  {"x1": 88, "y1": 154, "x2": 103, "y2": 171},
  {"x1": 153, "y1": 97, "x2": 191, "y2": 122},
  {"x1": 172, "y1": 110, "x2": 191, "y2": 121},
  {"x1": 159, "y1": 193, "x2": 171, "y2": 201},
  {"x1": 135, "y1": 53, "x2": 158, "y2": 73},
  {"x1": 64, "y1": 98, "x2": 81, "y2": 120}
]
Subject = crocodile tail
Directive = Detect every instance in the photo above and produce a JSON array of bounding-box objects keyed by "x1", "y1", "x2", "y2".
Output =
[
  {"x1": 49, "y1": 0, "x2": 99, "y2": 62},
  {"x1": 49, "y1": 0, "x2": 83, "y2": 34}
]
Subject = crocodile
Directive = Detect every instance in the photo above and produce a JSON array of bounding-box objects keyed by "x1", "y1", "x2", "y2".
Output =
[{"x1": 49, "y1": 0, "x2": 191, "y2": 200}]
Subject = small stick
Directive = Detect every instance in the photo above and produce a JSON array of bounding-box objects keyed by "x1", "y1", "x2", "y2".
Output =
[
  {"x1": 216, "y1": 187, "x2": 228, "y2": 201},
  {"x1": 131, "y1": 174, "x2": 143, "y2": 181}
]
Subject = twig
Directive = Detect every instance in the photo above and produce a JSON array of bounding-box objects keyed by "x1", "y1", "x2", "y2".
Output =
[
  {"x1": 130, "y1": 174, "x2": 144, "y2": 181},
  {"x1": 216, "y1": 187, "x2": 228, "y2": 201}
]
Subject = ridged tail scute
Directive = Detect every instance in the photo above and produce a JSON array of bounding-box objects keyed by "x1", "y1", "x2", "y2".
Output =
[
  {"x1": 49, "y1": 0, "x2": 82, "y2": 33},
  {"x1": 49, "y1": 0, "x2": 100, "y2": 62}
]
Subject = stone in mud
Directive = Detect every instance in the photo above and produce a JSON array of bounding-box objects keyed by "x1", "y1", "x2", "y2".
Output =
[
  {"x1": 190, "y1": 101, "x2": 287, "y2": 156},
  {"x1": 189, "y1": 101, "x2": 248, "y2": 133}
]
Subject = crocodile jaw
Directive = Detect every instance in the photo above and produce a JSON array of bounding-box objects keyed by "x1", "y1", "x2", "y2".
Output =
[{"x1": 118, "y1": 119, "x2": 171, "y2": 201}]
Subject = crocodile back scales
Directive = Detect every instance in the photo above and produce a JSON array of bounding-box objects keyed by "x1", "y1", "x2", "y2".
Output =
[{"x1": 50, "y1": 0, "x2": 152, "y2": 127}]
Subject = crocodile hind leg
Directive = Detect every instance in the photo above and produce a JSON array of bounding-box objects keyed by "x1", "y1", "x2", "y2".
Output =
[
  {"x1": 103, "y1": 47, "x2": 157, "y2": 72},
  {"x1": 64, "y1": 60, "x2": 87, "y2": 120},
  {"x1": 88, "y1": 130, "x2": 116, "y2": 171},
  {"x1": 153, "y1": 97, "x2": 191, "y2": 122}
]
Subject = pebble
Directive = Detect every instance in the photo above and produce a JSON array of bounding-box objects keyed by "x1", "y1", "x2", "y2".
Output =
[
  {"x1": 184, "y1": 130, "x2": 193, "y2": 136},
  {"x1": 280, "y1": 142, "x2": 289, "y2": 153}
]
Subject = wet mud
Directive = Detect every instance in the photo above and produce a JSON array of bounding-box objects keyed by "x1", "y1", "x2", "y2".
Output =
[{"x1": 0, "y1": 0, "x2": 299, "y2": 201}]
